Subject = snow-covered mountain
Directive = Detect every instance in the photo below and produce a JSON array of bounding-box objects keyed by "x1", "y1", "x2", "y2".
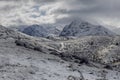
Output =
[
  {"x1": 60, "y1": 20, "x2": 115, "y2": 37},
  {"x1": 0, "y1": 25, "x2": 120, "y2": 80},
  {"x1": 21, "y1": 24, "x2": 61, "y2": 37}
]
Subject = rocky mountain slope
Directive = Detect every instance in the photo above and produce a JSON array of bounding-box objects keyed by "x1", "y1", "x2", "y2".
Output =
[
  {"x1": 16, "y1": 35, "x2": 120, "y2": 71},
  {"x1": 0, "y1": 25, "x2": 119, "y2": 80},
  {"x1": 60, "y1": 20, "x2": 115, "y2": 37},
  {"x1": 21, "y1": 24, "x2": 61, "y2": 37}
]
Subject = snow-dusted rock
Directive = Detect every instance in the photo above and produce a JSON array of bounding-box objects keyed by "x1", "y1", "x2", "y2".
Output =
[
  {"x1": 21, "y1": 24, "x2": 61, "y2": 37},
  {"x1": 60, "y1": 20, "x2": 115, "y2": 37},
  {"x1": 15, "y1": 35, "x2": 120, "y2": 71}
]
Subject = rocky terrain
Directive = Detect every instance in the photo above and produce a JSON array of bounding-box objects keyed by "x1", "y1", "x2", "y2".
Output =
[
  {"x1": 14, "y1": 20, "x2": 116, "y2": 38},
  {"x1": 15, "y1": 35, "x2": 120, "y2": 71},
  {"x1": 0, "y1": 25, "x2": 120, "y2": 80}
]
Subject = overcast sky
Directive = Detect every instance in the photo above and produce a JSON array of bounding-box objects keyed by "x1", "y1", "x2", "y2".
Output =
[{"x1": 0, "y1": 0, "x2": 120, "y2": 28}]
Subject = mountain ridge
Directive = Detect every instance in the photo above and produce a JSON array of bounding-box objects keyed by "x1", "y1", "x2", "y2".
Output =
[
  {"x1": 20, "y1": 24, "x2": 62, "y2": 37},
  {"x1": 60, "y1": 20, "x2": 115, "y2": 37}
]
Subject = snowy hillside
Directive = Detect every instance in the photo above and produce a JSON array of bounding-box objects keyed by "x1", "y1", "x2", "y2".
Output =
[
  {"x1": 16, "y1": 35, "x2": 120, "y2": 71},
  {"x1": 60, "y1": 20, "x2": 115, "y2": 37},
  {"x1": 21, "y1": 24, "x2": 61, "y2": 37},
  {"x1": 0, "y1": 25, "x2": 119, "y2": 80}
]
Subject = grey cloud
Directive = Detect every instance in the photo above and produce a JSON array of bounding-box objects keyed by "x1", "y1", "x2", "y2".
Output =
[
  {"x1": 0, "y1": 0, "x2": 120, "y2": 28},
  {"x1": 0, "y1": 0, "x2": 20, "y2": 1}
]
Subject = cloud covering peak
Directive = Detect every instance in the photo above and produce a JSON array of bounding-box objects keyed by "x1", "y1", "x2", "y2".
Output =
[{"x1": 0, "y1": 0, "x2": 120, "y2": 28}]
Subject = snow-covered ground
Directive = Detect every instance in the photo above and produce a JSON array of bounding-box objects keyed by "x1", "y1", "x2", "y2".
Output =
[
  {"x1": 0, "y1": 38, "x2": 120, "y2": 80},
  {"x1": 0, "y1": 25, "x2": 119, "y2": 80},
  {"x1": 0, "y1": 38, "x2": 80, "y2": 80}
]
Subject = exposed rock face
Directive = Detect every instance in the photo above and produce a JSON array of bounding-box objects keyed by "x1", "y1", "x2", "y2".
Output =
[
  {"x1": 60, "y1": 20, "x2": 115, "y2": 37},
  {"x1": 22, "y1": 24, "x2": 61, "y2": 37}
]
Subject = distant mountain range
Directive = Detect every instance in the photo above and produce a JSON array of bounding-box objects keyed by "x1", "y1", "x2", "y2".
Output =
[
  {"x1": 20, "y1": 24, "x2": 62, "y2": 37},
  {"x1": 60, "y1": 20, "x2": 115, "y2": 37},
  {"x1": 11, "y1": 19, "x2": 116, "y2": 38}
]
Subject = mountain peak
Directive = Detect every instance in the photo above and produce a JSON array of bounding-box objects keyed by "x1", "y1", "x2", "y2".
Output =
[{"x1": 60, "y1": 20, "x2": 115, "y2": 37}]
